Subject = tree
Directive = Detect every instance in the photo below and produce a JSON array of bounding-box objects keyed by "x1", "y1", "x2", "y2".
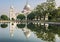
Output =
[
  {"x1": 47, "y1": 0, "x2": 55, "y2": 3},
  {"x1": 27, "y1": 23, "x2": 56, "y2": 42},
  {"x1": 1, "y1": 15, "x2": 9, "y2": 20},
  {"x1": 27, "y1": 12, "x2": 35, "y2": 20},
  {"x1": 34, "y1": 2, "x2": 48, "y2": 20},
  {"x1": 57, "y1": 7, "x2": 60, "y2": 18},
  {"x1": 45, "y1": 0, "x2": 56, "y2": 20},
  {"x1": 17, "y1": 14, "x2": 25, "y2": 20},
  {"x1": 34, "y1": 5, "x2": 44, "y2": 20}
]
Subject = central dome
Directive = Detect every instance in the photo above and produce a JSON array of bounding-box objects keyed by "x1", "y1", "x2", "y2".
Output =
[
  {"x1": 22, "y1": 0, "x2": 31, "y2": 13},
  {"x1": 24, "y1": 4, "x2": 31, "y2": 11},
  {"x1": 22, "y1": 4, "x2": 31, "y2": 13}
]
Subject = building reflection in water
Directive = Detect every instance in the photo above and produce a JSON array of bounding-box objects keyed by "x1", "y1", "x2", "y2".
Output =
[
  {"x1": 1, "y1": 22, "x2": 60, "y2": 42},
  {"x1": 9, "y1": 22, "x2": 49, "y2": 38},
  {"x1": 45, "y1": 23, "x2": 49, "y2": 30},
  {"x1": 22, "y1": 28, "x2": 31, "y2": 38},
  {"x1": 33, "y1": 22, "x2": 49, "y2": 30},
  {"x1": 19, "y1": 23, "x2": 31, "y2": 38},
  {"x1": 9, "y1": 22, "x2": 17, "y2": 37},
  {"x1": 22, "y1": 23, "x2": 31, "y2": 38}
]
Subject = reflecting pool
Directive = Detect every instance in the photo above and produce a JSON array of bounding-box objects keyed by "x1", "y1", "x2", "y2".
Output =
[{"x1": 0, "y1": 22, "x2": 60, "y2": 42}]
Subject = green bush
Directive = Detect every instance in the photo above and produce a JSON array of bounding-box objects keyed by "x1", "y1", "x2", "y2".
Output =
[
  {"x1": 1, "y1": 15, "x2": 9, "y2": 20},
  {"x1": 1, "y1": 24, "x2": 8, "y2": 28},
  {"x1": 17, "y1": 24, "x2": 25, "y2": 28},
  {"x1": 17, "y1": 14, "x2": 25, "y2": 20}
]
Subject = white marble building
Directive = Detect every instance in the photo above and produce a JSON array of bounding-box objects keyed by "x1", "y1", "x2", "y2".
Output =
[
  {"x1": 9, "y1": 0, "x2": 31, "y2": 20},
  {"x1": 9, "y1": 0, "x2": 48, "y2": 21}
]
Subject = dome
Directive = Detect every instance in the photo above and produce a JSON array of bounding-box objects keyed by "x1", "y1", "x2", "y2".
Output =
[
  {"x1": 24, "y1": 4, "x2": 31, "y2": 11},
  {"x1": 22, "y1": 4, "x2": 31, "y2": 13},
  {"x1": 25, "y1": 4, "x2": 30, "y2": 8},
  {"x1": 22, "y1": 0, "x2": 31, "y2": 13},
  {"x1": 10, "y1": 5, "x2": 14, "y2": 9},
  {"x1": 27, "y1": 4, "x2": 31, "y2": 8}
]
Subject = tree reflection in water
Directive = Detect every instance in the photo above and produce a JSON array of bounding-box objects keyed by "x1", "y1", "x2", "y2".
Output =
[
  {"x1": 27, "y1": 22, "x2": 60, "y2": 42},
  {"x1": 17, "y1": 24, "x2": 25, "y2": 28},
  {"x1": 17, "y1": 23, "x2": 31, "y2": 38},
  {"x1": 0, "y1": 23, "x2": 8, "y2": 28},
  {"x1": 0, "y1": 22, "x2": 60, "y2": 42}
]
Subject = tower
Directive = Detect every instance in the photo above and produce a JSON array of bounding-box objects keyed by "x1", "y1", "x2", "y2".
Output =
[{"x1": 9, "y1": 6, "x2": 16, "y2": 20}]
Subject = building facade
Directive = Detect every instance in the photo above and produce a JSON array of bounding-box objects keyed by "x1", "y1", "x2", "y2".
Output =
[{"x1": 9, "y1": 0, "x2": 48, "y2": 21}]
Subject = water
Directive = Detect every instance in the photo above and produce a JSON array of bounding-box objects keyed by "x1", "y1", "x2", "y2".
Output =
[{"x1": 0, "y1": 22, "x2": 60, "y2": 42}]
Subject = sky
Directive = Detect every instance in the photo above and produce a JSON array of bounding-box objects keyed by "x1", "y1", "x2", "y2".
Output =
[{"x1": 0, "y1": 0, "x2": 60, "y2": 16}]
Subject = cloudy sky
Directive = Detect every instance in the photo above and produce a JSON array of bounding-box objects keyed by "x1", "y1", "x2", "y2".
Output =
[{"x1": 0, "y1": 0, "x2": 60, "y2": 15}]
